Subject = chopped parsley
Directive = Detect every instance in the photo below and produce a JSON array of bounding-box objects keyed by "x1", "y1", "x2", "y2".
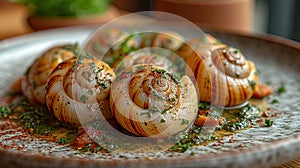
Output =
[
  {"x1": 248, "y1": 79, "x2": 256, "y2": 89},
  {"x1": 18, "y1": 101, "x2": 59, "y2": 135},
  {"x1": 277, "y1": 84, "x2": 286, "y2": 94},
  {"x1": 56, "y1": 137, "x2": 68, "y2": 144},
  {"x1": 0, "y1": 106, "x2": 12, "y2": 118},
  {"x1": 161, "y1": 107, "x2": 172, "y2": 114},
  {"x1": 271, "y1": 99, "x2": 279, "y2": 104},
  {"x1": 265, "y1": 119, "x2": 273, "y2": 127},
  {"x1": 181, "y1": 118, "x2": 189, "y2": 125}
]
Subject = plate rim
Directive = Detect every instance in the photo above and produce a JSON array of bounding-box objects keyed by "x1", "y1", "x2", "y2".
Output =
[{"x1": 1, "y1": 25, "x2": 300, "y2": 167}]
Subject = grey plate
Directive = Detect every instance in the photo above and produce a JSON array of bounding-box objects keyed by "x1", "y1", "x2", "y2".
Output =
[{"x1": 0, "y1": 26, "x2": 300, "y2": 168}]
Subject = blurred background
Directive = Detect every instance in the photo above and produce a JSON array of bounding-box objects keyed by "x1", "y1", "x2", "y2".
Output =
[{"x1": 0, "y1": 0, "x2": 300, "y2": 42}]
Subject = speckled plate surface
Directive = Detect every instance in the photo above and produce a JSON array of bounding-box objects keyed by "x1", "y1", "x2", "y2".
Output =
[{"x1": 1, "y1": 26, "x2": 300, "y2": 168}]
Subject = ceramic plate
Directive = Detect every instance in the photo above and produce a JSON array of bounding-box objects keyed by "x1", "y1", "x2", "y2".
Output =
[{"x1": 1, "y1": 26, "x2": 300, "y2": 168}]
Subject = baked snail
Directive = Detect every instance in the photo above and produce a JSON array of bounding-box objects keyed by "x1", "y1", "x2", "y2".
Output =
[
  {"x1": 102, "y1": 31, "x2": 184, "y2": 67},
  {"x1": 46, "y1": 55, "x2": 116, "y2": 126},
  {"x1": 178, "y1": 41, "x2": 259, "y2": 107},
  {"x1": 110, "y1": 64, "x2": 198, "y2": 138},
  {"x1": 84, "y1": 29, "x2": 128, "y2": 63},
  {"x1": 112, "y1": 48, "x2": 178, "y2": 73},
  {"x1": 21, "y1": 44, "x2": 77, "y2": 105}
]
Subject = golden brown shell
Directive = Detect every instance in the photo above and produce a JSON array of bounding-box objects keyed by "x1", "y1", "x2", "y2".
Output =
[
  {"x1": 21, "y1": 44, "x2": 77, "y2": 104},
  {"x1": 110, "y1": 64, "x2": 198, "y2": 138},
  {"x1": 178, "y1": 41, "x2": 259, "y2": 107},
  {"x1": 45, "y1": 56, "x2": 116, "y2": 126}
]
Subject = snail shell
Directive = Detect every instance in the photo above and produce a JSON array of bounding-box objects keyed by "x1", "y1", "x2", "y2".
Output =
[
  {"x1": 46, "y1": 56, "x2": 116, "y2": 126},
  {"x1": 110, "y1": 64, "x2": 198, "y2": 138},
  {"x1": 112, "y1": 48, "x2": 178, "y2": 73},
  {"x1": 178, "y1": 42, "x2": 259, "y2": 107},
  {"x1": 21, "y1": 44, "x2": 77, "y2": 104},
  {"x1": 103, "y1": 31, "x2": 185, "y2": 66},
  {"x1": 84, "y1": 29, "x2": 128, "y2": 63}
]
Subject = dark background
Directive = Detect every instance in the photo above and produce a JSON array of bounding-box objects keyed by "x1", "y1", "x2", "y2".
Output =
[{"x1": 263, "y1": 0, "x2": 300, "y2": 42}]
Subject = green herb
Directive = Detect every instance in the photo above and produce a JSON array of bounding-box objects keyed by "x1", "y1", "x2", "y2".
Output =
[
  {"x1": 0, "y1": 106, "x2": 12, "y2": 118},
  {"x1": 248, "y1": 80, "x2": 256, "y2": 89},
  {"x1": 219, "y1": 104, "x2": 260, "y2": 132},
  {"x1": 169, "y1": 97, "x2": 175, "y2": 102},
  {"x1": 181, "y1": 118, "x2": 189, "y2": 125},
  {"x1": 265, "y1": 119, "x2": 273, "y2": 127},
  {"x1": 56, "y1": 137, "x2": 68, "y2": 144},
  {"x1": 171, "y1": 141, "x2": 192, "y2": 152},
  {"x1": 271, "y1": 99, "x2": 279, "y2": 104},
  {"x1": 277, "y1": 84, "x2": 286, "y2": 94},
  {"x1": 198, "y1": 102, "x2": 210, "y2": 111},
  {"x1": 155, "y1": 69, "x2": 167, "y2": 74},
  {"x1": 11, "y1": 0, "x2": 112, "y2": 17},
  {"x1": 97, "y1": 79, "x2": 108, "y2": 89},
  {"x1": 233, "y1": 49, "x2": 241, "y2": 54},
  {"x1": 18, "y1": 102, "x2": 57, "y2": 135},
  {"x1": 161, "y1": 107, "x2": 172, "y2": 114},
  {"x1": 166, "y1": 72, "x2": 181, "y2": 85},
  {"x1": 170, "y1": 126, "x2": 216, "y2": 152},
  {"x1": 160, "y1": 118, "x2": 166, "y2": 123},
  {"x1": 78, "y1": 143, "x2": 110, "y2": 153}
]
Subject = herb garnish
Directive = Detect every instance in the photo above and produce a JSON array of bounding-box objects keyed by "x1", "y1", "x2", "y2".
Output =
[
  {"x1": 18, "y1": 101, "x2": 59, "y2": 135},
  {"x1": 248, "y1": 80, "x2": 256, "y2": 89},
  {"x1": 0, "y1": 106, "x2": 12, "y2": 118},
  {"x1": 265, "y1": 119, "x2": 273, "y2": 127},
  {"x1": 277, "y1": 84, "x2": 286, "y2": 94},
  {"x1": 181, "y1": 118, "x2": 189, "y2": 125},
  {"x1": 56, "y1": 137, "x2": 69, "y2": 144}
]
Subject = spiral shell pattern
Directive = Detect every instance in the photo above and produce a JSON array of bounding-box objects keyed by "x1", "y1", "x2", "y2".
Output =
[
  {"x1": 21, "y1": 44, "x2": 77, "y2": 104},
  {"x1": 112, "y1": 48, "x2": 177, "y2": 73},
  {"x1": 179, "y1": 42, "x2": 259, "y2": 107},
  {"x1": 110, "y1": 64, "x2": 198, "y2": 138},
  {"x1": 46, "y1": 56, "x2": 116, "y2": 126}
]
